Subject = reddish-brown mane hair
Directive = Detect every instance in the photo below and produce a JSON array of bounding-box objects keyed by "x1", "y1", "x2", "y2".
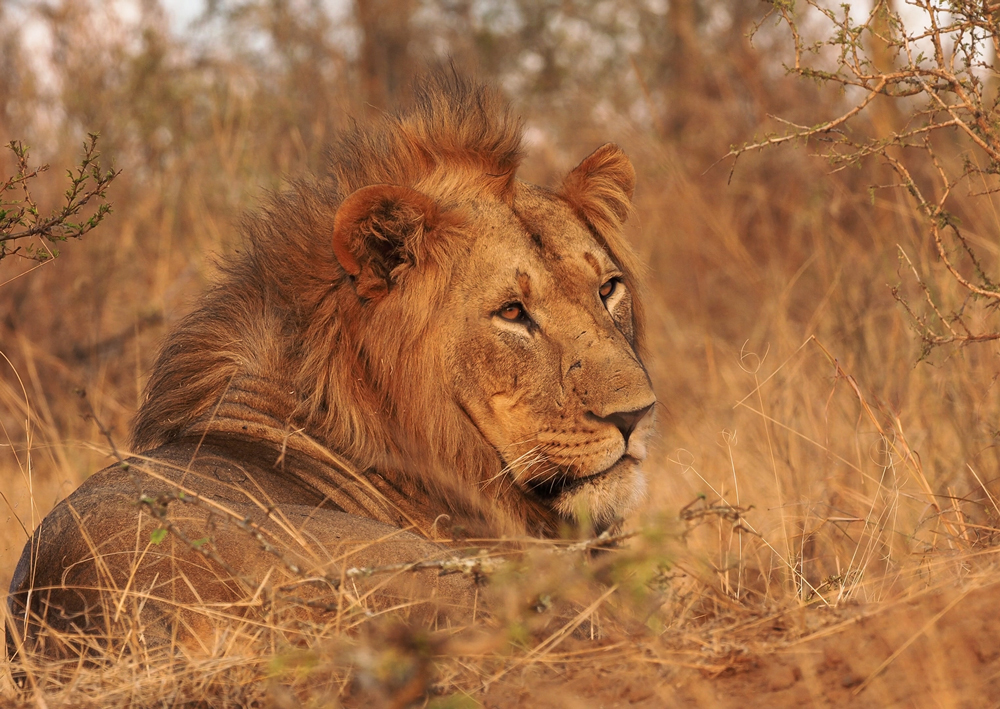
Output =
[{"x1": 131, "y1": 72, "x2": 523, "y2": 449}]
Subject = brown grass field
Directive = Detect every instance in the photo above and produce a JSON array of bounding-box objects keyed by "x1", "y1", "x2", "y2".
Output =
[{"x1": 2, "y1": 1, "x2": 1000, "y2": 706}]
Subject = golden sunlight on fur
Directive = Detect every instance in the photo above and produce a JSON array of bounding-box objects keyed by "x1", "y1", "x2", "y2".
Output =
[{"x1": 6, "y1": 71, "x2": 655, "y2": 655}]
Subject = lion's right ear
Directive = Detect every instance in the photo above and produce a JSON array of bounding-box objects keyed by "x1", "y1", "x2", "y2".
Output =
[
  {"x1": 332, "y1": 184, "x2": 440, "y2": 299},
  {"x1": 560, "y1": 143, "x2": 635, "y2": 238}
]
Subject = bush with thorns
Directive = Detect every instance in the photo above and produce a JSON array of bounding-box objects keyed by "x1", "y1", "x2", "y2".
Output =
[{"x1": 736, "y1": 0, "x2": 1000, "y2": 352}]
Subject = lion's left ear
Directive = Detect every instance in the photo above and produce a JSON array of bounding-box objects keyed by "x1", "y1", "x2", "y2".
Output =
[
  {"x1": 560, "y1": 143, "x2": 635, "y2": 237},
  {"x1": 332, "y1": 184, "x2": 440, "y2": 299}
]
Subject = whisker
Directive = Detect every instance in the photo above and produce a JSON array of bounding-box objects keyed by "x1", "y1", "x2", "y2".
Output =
[
  {"x1": 508, "y1": 452, "x2": 551, "y2": 494},
  {"x1": 481, "y1": 445, "x2": 543, "y2": 489}
]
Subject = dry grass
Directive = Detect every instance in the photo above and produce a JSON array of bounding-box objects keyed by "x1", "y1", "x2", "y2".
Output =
[{"x1": 2, "y1": 1, "x2": 1000, "y2": 706}]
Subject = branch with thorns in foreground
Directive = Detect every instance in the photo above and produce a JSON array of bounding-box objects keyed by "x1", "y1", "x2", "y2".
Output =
[{"x1": 137, "y1": 487, "x2": 638, "y2": 609}]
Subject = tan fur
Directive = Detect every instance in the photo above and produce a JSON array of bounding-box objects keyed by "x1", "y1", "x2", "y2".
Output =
[{"x1": 8, "y1": 72, "x2": 656, "y2": 652}]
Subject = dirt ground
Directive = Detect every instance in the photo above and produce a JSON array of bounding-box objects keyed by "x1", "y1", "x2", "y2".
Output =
[{"x1": 478, "y1": 580, "x2": 1000, "y2": 708}]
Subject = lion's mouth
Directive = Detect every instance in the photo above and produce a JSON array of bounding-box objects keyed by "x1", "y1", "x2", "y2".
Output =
[{"x1": 527, "y1": 454, "x2": 635, "y2": 503}]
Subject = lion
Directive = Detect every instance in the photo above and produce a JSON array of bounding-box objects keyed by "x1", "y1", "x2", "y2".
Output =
[{"x1": 7, "y1": 72, "x2": 656, "y2": 655}]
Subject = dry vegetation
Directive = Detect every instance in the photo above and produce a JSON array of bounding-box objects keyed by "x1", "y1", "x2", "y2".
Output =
[{"x1": 2, "y1": 0, "x2": 1000, "y2": 706}]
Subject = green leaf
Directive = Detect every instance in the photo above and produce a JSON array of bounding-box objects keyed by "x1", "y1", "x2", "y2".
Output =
[{"x1": 150, "y1": 527, "x2": 168, "y2": 545}]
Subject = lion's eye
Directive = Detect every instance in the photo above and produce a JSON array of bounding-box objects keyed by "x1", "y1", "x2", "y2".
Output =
[
  {"x1": 600, "y1": 278, "x2": 619, "y2": 300},
  {"x1": 498, "y1": 303, "x2": 528, "y2": 322}
]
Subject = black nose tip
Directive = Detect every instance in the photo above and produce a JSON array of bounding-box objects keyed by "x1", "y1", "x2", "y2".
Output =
[{"x1": 601, "y1": 403, "x2": 654, "y2": 445}]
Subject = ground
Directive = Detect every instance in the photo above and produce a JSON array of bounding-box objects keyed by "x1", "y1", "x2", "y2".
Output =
[{"x1": 477, "y1": 578, "x2": 1000, "y2": 708}]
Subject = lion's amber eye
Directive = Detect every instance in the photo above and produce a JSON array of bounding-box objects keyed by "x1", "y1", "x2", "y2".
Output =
[
  {"x1": 600, "y1": 278, "x2": 618, "y2": 300},
  {"x1": 499, "y1": 303, "x2": 527, "y2": 322}
]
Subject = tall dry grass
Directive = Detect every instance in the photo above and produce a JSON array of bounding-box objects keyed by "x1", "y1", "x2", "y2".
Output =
[{"x1": 2, "y1": 0, "x2": 1000, "y2": 705}]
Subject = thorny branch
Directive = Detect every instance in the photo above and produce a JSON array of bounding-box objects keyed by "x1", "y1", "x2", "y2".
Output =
[
  {"x1": 733, "y1": 0, "x2": 1000, "y2": 351},
  {"x1": 138, "y1": 487, "x2": 639, "y2": 600},
  {"x1": 0, "y1": 134, "x2": 119, "y2": 262},
  {"x1": 679, "y1": 494, "x2": 758, "y2": 537}
]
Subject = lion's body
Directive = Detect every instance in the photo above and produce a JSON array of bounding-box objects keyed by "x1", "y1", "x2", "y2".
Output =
[
  {"x1": 9, "y1": 433, "x2": 475, "y2": 654},
  {"x1": 8, "y1": 73, "x2": 656, "y2": 653}
]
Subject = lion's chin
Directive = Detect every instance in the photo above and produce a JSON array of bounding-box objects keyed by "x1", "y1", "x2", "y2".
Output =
[{"x1": 533, "y1": 456, "x2": 647, "y2": 534}]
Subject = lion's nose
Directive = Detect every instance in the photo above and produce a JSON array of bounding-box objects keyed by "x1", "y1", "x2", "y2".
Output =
[{"x1": 599, "y1": 403, "x2": 654, "y2": 446}]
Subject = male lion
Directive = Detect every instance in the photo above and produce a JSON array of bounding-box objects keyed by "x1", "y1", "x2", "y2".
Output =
[{"x1": 8, "y1": 72, "x2": 655, "y2": 654}]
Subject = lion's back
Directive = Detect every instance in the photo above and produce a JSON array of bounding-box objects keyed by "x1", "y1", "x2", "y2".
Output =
[{"x1": 7, "y1": 439, "x2": 478, "y2": 656}]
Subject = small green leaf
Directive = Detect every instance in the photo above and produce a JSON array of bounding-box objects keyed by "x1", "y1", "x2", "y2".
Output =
[
  {"x1": 191, "y1": 537, "x2": 209, "y2": 548},
  {"x1": 150, "y1": 527, "x2": 168, "y2": 545}
]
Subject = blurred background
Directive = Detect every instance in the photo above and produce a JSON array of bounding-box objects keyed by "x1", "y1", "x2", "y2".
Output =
[{"x1": 2, "y1": 0, "x2": 999, "y2": 604}]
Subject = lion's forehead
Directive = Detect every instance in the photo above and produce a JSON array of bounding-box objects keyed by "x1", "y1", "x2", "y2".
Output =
[{"x1": 463, "y1": 186, "x2": 616, "y2": 289}]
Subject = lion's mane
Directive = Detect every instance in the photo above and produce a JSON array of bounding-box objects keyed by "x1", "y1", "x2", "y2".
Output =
[{"x1": 130, "y1": 71, "x2": 643, "y2": 537}]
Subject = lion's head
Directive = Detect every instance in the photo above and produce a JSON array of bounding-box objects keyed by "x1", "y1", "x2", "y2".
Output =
[{"x1": 131, "y1": 71, "x2": 656, "y2": 537}]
